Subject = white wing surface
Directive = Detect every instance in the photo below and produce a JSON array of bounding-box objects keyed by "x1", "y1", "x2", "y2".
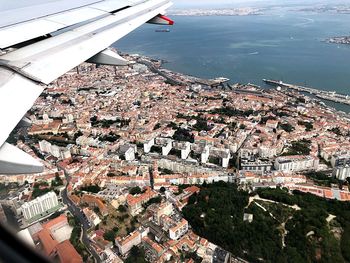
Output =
[{"x1": 0, "y1": 0, "x2": 173, "y2": 174}]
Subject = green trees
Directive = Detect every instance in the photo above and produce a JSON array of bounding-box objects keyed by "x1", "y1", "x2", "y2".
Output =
[
  {"x1": 329, "y1": 127, "x2": 343, "y2": 136},
  {"x1": 282, "y1": 207, "x2": 346, "y2": 263},
  {"x1": 125, "y1": 246, "x2": 147, "y2": 263},
  {"x1": 93, "y1": 207, "x2": 100, "y2": 214},
  {"x1": 183, "y1": 183, "x2": 350, "y2": 262},
  {"x1": 298, "y1": 120, "x2": 313, "y2": 131},
  {"x1": 279, "y1": 122, "x2": 294, "y2": 133},
  {"x1": 99, "y1": 132, "x2": 121, "y2": 142},
  {"x1": 305, "y1": 171, "x2": 339, "y2": 187},
  {"x1": 193, "y1": 120, "x2": 211, "y2": 132},
  {"x1": 80, "y1": 184, "x2": 101, "y2": 193},
  {"x1": 51, "y1": 174, "x2": 63, "y2": 187},
  {"x1": 69, "y1": 216, "x2": 88, "y2": 259},
  {"x1": 172, "y1": 128, "x2": 194, "y2": 143},
  {"x1": 129, "y1": 186, "x2": 142, "y2": 195},
  {"x1": 210, "y1": 107, "x2": 255, "y2": 117},
  {"x1": 103, "y1": 230, "x2": 116, "y2": 242},
  {"x1": 32, "y1": 182, "x2": 51, "y2": 199},
  {"x1": 341, "y1": 224, "x2": 350, "y2": 261},
  {"x1": 118, "y1": 205, "x2": 127, "y2": 213},
  {"x1": 142, "y1": 196, "x2": 162, "y2": 209},
  {"x1": 282, "y1": 139, "x2": 311, "y2": 156}
]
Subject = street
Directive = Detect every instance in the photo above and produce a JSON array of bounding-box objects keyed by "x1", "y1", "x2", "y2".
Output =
[{"x1": 61, "y1": 171, "x2": 101, "y2": 263}]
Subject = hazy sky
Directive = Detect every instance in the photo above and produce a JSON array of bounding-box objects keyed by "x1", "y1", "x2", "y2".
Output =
[
  {"x1": 171, "y1": 0, "x2": 349, "y2": 8},
  {"x1": 0, "y1": 0, "x2": 348, "y2": 11},
  {"x1": 173, "y1": 0, "x2": 265, "y2": 7}
]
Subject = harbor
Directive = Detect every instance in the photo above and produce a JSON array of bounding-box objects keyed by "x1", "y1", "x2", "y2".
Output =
[
  {"x1": 263, "y1": 79, "x2": 350, "y2": 106},
  {"x1": 138, "y1": 57, "x2": 230, "y2": 87}
]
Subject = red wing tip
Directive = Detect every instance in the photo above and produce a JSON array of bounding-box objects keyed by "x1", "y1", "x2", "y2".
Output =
[{"x1": 159, "y1": 15, "x2": 174, "y2": 25}]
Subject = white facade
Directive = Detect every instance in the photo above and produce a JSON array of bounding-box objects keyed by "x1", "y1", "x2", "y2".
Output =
[
  {"x1": 334, "y1": 166, "x2": 350, "y2": 181},
  {"x1": 21, "y1": 192, "x2": 59, "y2": 220},
  {"x1": 76, "y1": 136, "x2": 99, "y2": 147},
  {"x1": 259, "y1": 145, "x2": 277, "y2": 158},
  {"x1": 116, "y1": 231, "x2": 142, "y2": 255},
  {"x1": 83, "y1": 208, "x2": 101, "y2": 227},
  {"x1": 39, "y1": 140, "x2": 71, "y2": 159},
  {"x1": 39, "y1": 140, "x2": 51, "y2": 153},
  {"x1": 125, "y1": 147, "x2": 135, "y2": 161},
  {"x1": 274, "y1": 156, "x2": 319, "y2": 172},
  {"x1": 169, "y1": 218, "x2": 188, "y2": 240},
  {"x1": 144, "y1": 138, "x2": 155, "y2": 153}
]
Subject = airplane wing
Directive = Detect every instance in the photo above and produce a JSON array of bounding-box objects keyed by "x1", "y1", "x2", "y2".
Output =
[{"x1": 0, "y1": 0, "x2": 173, "y2": 174}]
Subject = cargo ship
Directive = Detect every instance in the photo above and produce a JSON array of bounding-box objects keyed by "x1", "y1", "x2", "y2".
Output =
[{"x1": 155, "y1": 29, "x2": 170, "y2": 32}]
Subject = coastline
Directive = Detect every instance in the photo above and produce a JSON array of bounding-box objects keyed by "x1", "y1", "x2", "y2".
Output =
[{"x1": 134, "y1": 53, "x2": 350, "y2": 117}]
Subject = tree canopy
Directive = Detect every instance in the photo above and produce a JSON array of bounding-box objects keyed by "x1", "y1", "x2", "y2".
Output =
[{"x1": 182, "y1": 182, "x2": 350, "y2": 263}]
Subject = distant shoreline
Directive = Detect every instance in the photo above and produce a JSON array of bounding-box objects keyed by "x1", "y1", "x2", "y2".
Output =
[
  {"x1": 168, "y1": 8, "x2": 263, "y2": 17},
  {"x1": 327, "y1": 36, "x2": 350, "y2": 45}
]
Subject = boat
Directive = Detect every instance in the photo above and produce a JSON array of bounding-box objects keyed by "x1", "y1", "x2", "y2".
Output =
[{"x1": 155, "y1": 29, "x2": 170, "y2": 32}]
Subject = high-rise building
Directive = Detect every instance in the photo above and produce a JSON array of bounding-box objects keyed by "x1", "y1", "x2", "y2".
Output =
[{"x1": 21, "y1": 192, "x2": 59, "y2": 220}]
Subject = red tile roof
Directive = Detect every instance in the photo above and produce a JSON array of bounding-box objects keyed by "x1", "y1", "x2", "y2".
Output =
[
  {"x1": 184, "y1": 186, "x2": 200, "y2": 194},
  {"x1": 42, "y1": 214, "x2": 67, "y2": 231},
  {"x1": 37, "y1": 228, "x2": 58, "y2": 256},
  {"x1": 56, "y1": 240, "x2": 83, "y2": 263}
]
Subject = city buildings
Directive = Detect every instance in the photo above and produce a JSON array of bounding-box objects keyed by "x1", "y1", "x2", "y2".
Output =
[
  {"x1": 240, "y1": 158, "x2": 273, "y2": 174},
  {"x1": 83, "y1": 208, "x2": 101, "y2": 227},
  {"x1": 126, "y1": 187, "x2": 158, "y2": 215},
  {"x1": 6, "y1": 53, "x2": 350, "y2": 262},
  {"x1": 37, "y1": 228, "x2": 82, "y2": 263},
  {"x1": 39, "y1": 140, "x2": 71, "y2": 160},
  {"x1": 331, "y1": 154, "x2": 350, "y2": 180},
  {"x1": 168, "y1": 218, "x2": 189, "y2": 240},
  {"x1": 21, "y1": 192, "x2": 60, "y2": 221},
  {"x1": 115, "y1": 230, "x2": 142, "y2": 255},
  {"x1": 333, "y1": 165, "x2": 350, "y2": 180},
  {"x1": 274, "y1": 155, "x2": 319, "y2": 172},
  {"x1": 80, "y1": 194, "x2": 108, "y2": 217}
]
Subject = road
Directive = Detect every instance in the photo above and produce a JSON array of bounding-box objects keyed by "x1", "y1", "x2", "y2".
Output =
[
  {"x1": 138, "y1": 59, "x2": 186, "y2": 86},
  {"x1": 61, "y1": 172, "x2": 101, "y2": 263}
]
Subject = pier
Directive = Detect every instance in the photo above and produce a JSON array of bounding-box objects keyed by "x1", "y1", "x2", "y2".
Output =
[{"x1": 263, "y1": 79, "x2": 350, "y2": 106}]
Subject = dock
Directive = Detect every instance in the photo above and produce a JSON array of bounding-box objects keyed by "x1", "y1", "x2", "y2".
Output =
[
  {"x1": 263, "y1": 79, "x2": 350, "y2": 106},
  {"x1": 186, "y1": 76, "x2": 230, "y2": 87},
  {"x1": 138, "y1": 58, "x2": 229, "y2": 87}
]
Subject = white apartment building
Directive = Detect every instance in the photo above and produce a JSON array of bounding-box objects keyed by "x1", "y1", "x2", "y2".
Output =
[
  {"x1": 169, "y1": 218, "x2": 188, "y2": 240},
  {"x1": 21, "y1": 192, "x2": 59, "y2": 220},
  {"x1": 115, "y1": 231, "x2": 142, "y2": 255},
  {"x1": 333, "y1": 165, "x2": 350, "y2": 181},
  {"x1": 39, "y1": 140, "x2": 71, "y2": 159},
  {"x1": 83, "y1": 208, "x2": 101, "y2": 227},
  {"x1": 274, "y1": 156, "x2": 319, "y2": 172}
]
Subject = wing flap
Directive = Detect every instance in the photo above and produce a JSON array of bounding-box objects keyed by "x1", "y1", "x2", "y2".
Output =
[
  {"x1": 0, "y1": 0, "x2": 142, "y2": 49},
  {"x1": 1, "y1": 0, "x2": 172, "y2": 84}
]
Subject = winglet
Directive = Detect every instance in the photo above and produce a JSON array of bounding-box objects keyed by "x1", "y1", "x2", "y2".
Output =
[{"x1": 147, "y1": 14, "x2": 174, "y2": 25}]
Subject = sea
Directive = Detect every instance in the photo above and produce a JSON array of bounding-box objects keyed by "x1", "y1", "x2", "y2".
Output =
[{"x1": 114, "y1": 10, "x2": 350, "y2": 112}]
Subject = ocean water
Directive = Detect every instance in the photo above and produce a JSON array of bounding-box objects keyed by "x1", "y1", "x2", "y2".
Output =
[{"x1": 114, "y1": 12, "x2": 350, "y2": 111}]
